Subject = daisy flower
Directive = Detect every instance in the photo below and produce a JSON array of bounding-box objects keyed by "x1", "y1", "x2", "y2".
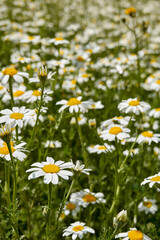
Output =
[
  {"x1": 100, "y1": 124, "x2": 130, "y2": 141},
  {"x1": 29, "y1": 68, "x2": 55, "y2": 83},
  {"x1": 138, "y1": 197, "x2": 158, "y2": 214},
  {"x1": 149, "y1": 108, "x2": 160, "y2": 118},
  {"x1": 0, "y1": 140, "x2": 27, "y2": 161},
  {"x1": 71, "y1": 160, "x2": 92, "y2": 175},
  {"x1": 150, "y1": 79, "x2": 160, "y2": 92},
  {"x1": 24, "y1": 88, "x2": 53, "y2": 103},
  {"x1": 26, "y1": 156, "x2": 74, "y2": 185},
  {"x1": 0, "y1": 120, "x2": 16, "y2": 142},
  {"x1": 90, "y1": 143, "x2": 115, "y2": 154},
  {"x1": 115, "y1": 228, "x2": 151, "y2": 240},
  {"x1": 123, "y1": 148, "x2": 139, "y2": 157},
  {"x1": 62, "y1": 221, "x2": 95, "y2": 239},
  {"x1": 141, "y1": 172, "x2": 160, "y2": 188},
  {"x1": 118, "y1": 98, "x2": 151, "y2": 115},
  {"x1": 49, "y1": 37, "x2": 69, "y2": 45},
  {"x1": 63, "y1": 202, "x2": 80, "y2": 217},
  {"x1": 0, "y1": 107, "x2": 34, "y2": 128},
  {"x1": 0, "y1": 67, "x2": 29, "y2": 84},
  {"x1": 70, "y1": 114, "x2": 87, "y2": 125},
  {"x1": 56, "y1": 96, "x2": 89, "y2": 113},
  {"x1": 100, "y1": 117, "x2": 132, "y2": 129},
  {"x1": 44, "y1": 140, "x2": 62, "y2": 148},
  {"x1": 70, "y1": 189, "x2": 106, "y2": 207},
  {"x1": 153, "y1": 147, "x2": 160, "y2": 159},
  {"x1": 88, "y1": 100, "x2": 104, "y2": 110},
  {"x1": 137, "y1": 131, "x2": 160, "y2": 145}
]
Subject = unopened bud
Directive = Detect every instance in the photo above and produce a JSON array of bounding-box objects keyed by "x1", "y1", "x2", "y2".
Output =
[{"x1": 38, "y1": 65, "x2": 47, "y2": 83}]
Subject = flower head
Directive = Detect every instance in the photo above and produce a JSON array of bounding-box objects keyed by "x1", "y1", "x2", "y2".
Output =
[
  {"x1": 100, "y1": 124, "x2": 130, "y2": 141},
  {"x1": 62, "y1": 221, "x2": 95, "y2": 239},
  {"x1": 141, "y1": 172, "x2": 160, "y2": 188},
  {"x1": 56, "y1": 97, "x2": 89, "y2": 113},
  {"x1": 115, "y1": 228, "x2": 151, "y2": 240},
  {"x1": 138, "y1": 197, "x2": 158, "y2": 214},
  {"x1": 26, "y1": 157, "x2": 74, "y2": 185},
  {"x1": 0, "y1": 121, "x2": 16, "y2": 143},
  {"x1": 0, "y1": 67, "x2": 29, "y2": 84},
  {"x1": 72, "y1": 160, "x2": 92, "y2": 175}
]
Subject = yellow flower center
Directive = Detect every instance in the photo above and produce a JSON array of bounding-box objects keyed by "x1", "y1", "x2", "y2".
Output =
[
  {"x1": 143, "y1": 201, "x2": 152, "y2": 208},
  {"x1": 10, "y1": 112, "x2": 24, "y2": 120},
  {"x1": 32, "y1": 90, "x2": 41, "y2": 96},
  {"x1": 67, "y1": 98, "x2": 81, "y2": 106},
  {"x1": 66, "y1": 203, "x2": 76, "y2": 210},
  {"x1": 155, "y1": 108, "x2": 160, "y2": 111},
  {"x1": 98, "y1": 146, "x2": 107, "y2": 150},
  {"x1": 83, "y1": 194, "x2": 96, "y2": 203},
  {"x1": 151, "y1": 176, "x2": 160, "y2": 182},
  {"x1": 13, "y1": 90, "x2": 24, "y2": 97},
  {"x1": 28, "y1": 36, "x2": 35, "y2": 40},
  {"x1": 0, "y1": 145, "x2": 15, "y2": 155},
  {"x1": 92, "y1": 104, "x2": 96, "y2": 108},
  {"x1": 55, "y1": 37, "x2": 64, "y2": 41},
  {"x1": 116, "y1": 117, "x2": 123, "y2": 119},
  {"x1": 156, "y1": 80, "x2": 160, "y2": 85},
  {"x1": 0, "y1": 86, "x2": 4, "y2": 90},
  {"x1": 82, "y1": 73, "x2": 89, "y2": 78},
  {"x1": 128, "y1": 230, "x2": 143, "y2": 240},
  {"x1": 99, "y1": 81, "x2": 105, "y2": 85},
  {"x1": 109, "y1": 126, "x2": 122, "y2": 135},
  {"x1": 2, "y1": 68, "x2": 18, "y2": 76},
  {"x1": 72, "y1": 226, "x2": 84, "y2": 232},
  {"x1": 43, "y1": 164, "x2": 60, "y2": 173},
  {"x1": 128, "y1": 100, "x2": 139, "y2": 106},
  {"x1": 141, "y1": 131, "x2": 153, "y2": 138},
  {"x1": 77, "y1": 56, "x2": 85, "y2": 62},
  {"x1": 71, "y1": 79, "x2": 76, "y2": 85},
  {"x1": 60, "y1": 212, "x2": 65, "y2": 220},
  {"x1": 18, "y1": 57, "x2": 24, "y2": 61}
]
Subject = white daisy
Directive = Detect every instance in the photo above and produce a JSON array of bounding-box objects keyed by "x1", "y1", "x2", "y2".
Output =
[
  {"x1": 123, "y1": 148, "x2": 139, "y2": 157},
  {"x1": 150, "y1": 79, "x2": 160, "y2": 92},
  {"x1": 149, "y1": 108, "x2": 160, "y2": 118},
  {"x1": 0, "y1": 107, "x2": 35, "y2": 128},
  {"x1": 138, "y1": 197, "x2": 158, "y2": 214},
  {"x1": 56, "y1": 96, "x2": 89, "y2": 113},
  {"x1": 90, "y1": 143, "x2": 115, "y2": 154},
  {"x1": 115, "y1": 228, "x2": 151, "y2": 240},
  {"x1": 70, "y1": 114, "x2": 87, "y2": 125},
  {"x1": 88, "y1": 100, "x2": 104, "y2": 110},
  {"x1": 137, "y1": 131, "x2": 160, "y2": 145},
  {"x1": 26, "y1": 156, "x2": 74, "y2": 185},
  {"x1": 24, "y1": 88, "x2": 53, "y2": 103},
  {"x1": 100, "y1": 124, "x2": 130, "y2": 141},
  {"x1": 0, "y1": 120, "x2": 16, "y2": 142},
  {"x1": 29, "y1": 70, "x2": 55, "y2": 83},
  {"x1": 44, "y1": 140, "x2": 62, "y2": 148},
  {"x1": 0, "y1": 67, "x2": 29, "y2": 84},
  {"x1": 49, "y1": 37, "x2": 69, "y2": 45},
  {"x1": 71, "y1": 160, "x2": 92, "y2": 175},
  {"x1": 62, "y1": 221, "x2": 95, "y2": 239},
  {"x1": 70, "y1": 189, "x2": 106, "y2": 207},
  {"x1": 0, "y1": 140, "x2": 27, "y2": 161},
  {"x1": 141, "y1": 172, "x2": 160, "y2": 188},
  {"x1": 63, "y1": 202, "x2": 80, "y2": 217},
  {"x1": 118, "y1": 98, "x2": 151, "y2": 115},
  {"x1": 0, "y1": 107, "x2": 34, "y2": 128}
]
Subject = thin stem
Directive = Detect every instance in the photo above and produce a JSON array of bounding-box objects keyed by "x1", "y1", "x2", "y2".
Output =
[
  {"x1": 28, "y1": 83, "x2": 45, "y2": 148},
  {"x1": 9, "y1": 77, "x2": 14, "y2": 107},
  {"x1": 5, "y1": 161, "x2": 11, "y2": 205},
  {"x1": 46, "y1": 183, "x2": 52, "y2": 240},
  {"x1": 74, "y1": 112, "x2": 88, "y2": 167},
  {"x1": 7, "y1": 140, "x2": 17, "y2": 205}
]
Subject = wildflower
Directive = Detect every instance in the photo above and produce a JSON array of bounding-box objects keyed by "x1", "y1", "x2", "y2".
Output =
[
  {"x1": 90, "y1": 143, "x2": 115, "y2": 154},
  {"x1": 137, "y1": 131, "x2": 160, "y2": 145},
  {"x1": 141, "y1": 172, "x2": 160, "y2": 188},
  {"x1": 0, "y1": 107, "x2": 35, "y2": 128},
  {"x1": 0, "y1": 67, "x2": 29, "y2": 84},
  {"x1": 138, "y1": 197, "x2": 158, "y2": 214},
  {"x1": 88, "y1": 119, "x2": 96, "y2": 128},
  {"x1": 100, "y1": 124, "x2": 130, "y2": 141},
  {"x1": 49, "y1": 37, "x2": 69, "y2": 45},
  {"x1": 0, "y1": 140, "x2": 27, "y2": 161},
  {"x1": 24, "y1": 88, "x2": 53, "y2": 103},
  {"x1": 115, "y1": 228, "x2": 151, "y2": 240},
  {"x1": 0, "y1": 121, "x2": 16, "y2": 143},
  {"x1": 150, "y1": 79, "x2": 160, "y2": 92},
  {"x1": 70, "y1": 114, "x2": 87, "y2": 125},
  {"x1": 88, "y1": 100, "x2": 104, "y2": 110},
  {"x1": 63, "y1": 201, "x2": 80, "y2": 217},
  {"x1": 118, "y1": 98, "x2": 150, "y2": 115},
  {"x1": 123, "y1": 148, "x2": 139, "y2": 157},
  {"x1": 149, "y1": 108, "x2": 160, "y2": 118},
  {"x1": 70, "y1": 189, "x2": 106, "y2": 207},
  {"x1": 113, "y1": 209, "x2": 128, "y2": 227},
  {"x1": 125, "y1": 7, "x2": 136, "y2": 17},
  {"x1": 62, "y1": 221, "x2": 95, "y2": 239},
  {"x1": 29, "y1": 68, "x2": 55, "y2": 83},
  {"x1": 72, "y1": 160, "x2": 92, "y2": 175},
  {"x1": 101, "y1": 116, "x2": 132, "y2": 129},
  {"x1": 26, "y1": 157, "x2": 74, "y2": 185},
  {"x1": 56, "y1": 96, "x2": 89, "y2": 113},
  {"x1": 44, "y1": 140, "x2": 62, "y2": 148}
]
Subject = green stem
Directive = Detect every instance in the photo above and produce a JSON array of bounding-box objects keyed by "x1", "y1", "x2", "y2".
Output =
[
  {"x1": 7, "y1": 140, "x2": 17, "y2": 205},
  {"x1": 28, "y1": 83, "x2": 45, "y2": 148},
  {"x1": 9, "y1": 77, "x2": 14, "y2": 107},
  {"x1": 46, "y1": 183, "x2": 52, "y2": 240},
  {"x1": 74, "y1": 112, "x2": 88, "y2": 167},
  {"x1": 5, "y1": 161, "x2": 11, "y2": 206}
]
